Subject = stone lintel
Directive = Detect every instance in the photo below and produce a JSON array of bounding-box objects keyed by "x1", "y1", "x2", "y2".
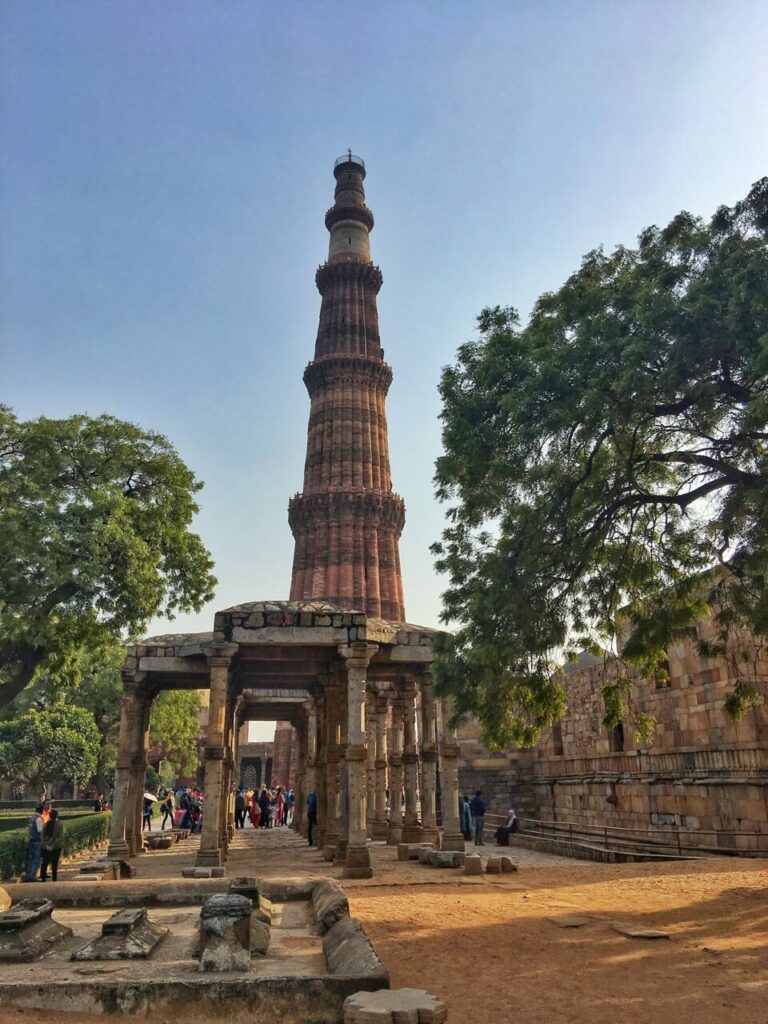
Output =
[
  {"x1": 232, "y1": 625, "x2": 350, "y2": 645},
  {"x1": 138, "y1": 656, "x2": 209, "y2": 674}
]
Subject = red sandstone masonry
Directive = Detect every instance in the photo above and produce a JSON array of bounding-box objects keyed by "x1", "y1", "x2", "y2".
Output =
[{"x1": 289, "y1": 158, "x2": 406, "y2": 622}]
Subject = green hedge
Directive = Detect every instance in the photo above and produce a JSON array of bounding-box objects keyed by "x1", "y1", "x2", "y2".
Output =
[
  {"x1": 0, "y1": 811, "x2": 102, "y2": 834},
  {"x1": 0, "y1": 812, "x2": 112, "y2": 881}
]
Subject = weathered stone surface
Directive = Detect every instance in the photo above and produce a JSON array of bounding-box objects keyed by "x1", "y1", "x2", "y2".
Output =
[
  {"x1": 322, "y1": 916, "x2": 389, "y2": 983},
  {"x1": 199, "y1": 894, "x2": 252, "y2": 972},
  {"x1": 79, "y1": 861, "x2": 120, "y2": 881},
  {"x1": 499, "y1": 856, "x2": 518, "y2": 873},
  {"x1": 312, "y1": 879, "x2": 350, "y2": 935},
  {"x1": 464, "y1": 854, "x2": 483, "y2": 876},
  {"x1": 250, "y1": 918, "x2": 270, "y2": 957},
  {"x1": 397, "y1": 843, "x2": 433, "y2": 862},
  {"x1": 146, "y1": 835, "x2": 173, "y2": 850},
  {"x1": 182, "y1": 867, "x2": 226, "y2": 879},
  {"x1": 417, "y1": 847, "x2": 433, "y2": 865},
  {"x1": 426, "y1": 850, "x2": 464, "y2": 868},
  {"x1": 613, "y1": 922, "x2": 671, "y2": 940},
  {"x1": 74, "y1": 872, "x2": 105, "y2": 882},
  {"x1": 485, "y1": 858, "x2": 502, "y2": 874},
  {"x1": 228, "y1": 876, "x2": 259, "y2": 903},
  {"x1": 0, "y1": 899, "x2": 72, "y2": 962},
  {"x1": 71, "y1": 907, "x2": 168, "y2": 961},
  {"x1": 344, "y1": 987, "x2": 448, "y2": 1023}
]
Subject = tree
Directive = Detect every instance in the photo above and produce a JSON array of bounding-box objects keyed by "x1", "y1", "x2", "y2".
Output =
[
  {"x1": 0, "y1": 699, "x2": 101, "y2": 794},
  {"x1": 0, "y1": 410, "x2": 217, "y2": 708},
  {"x1": 149, "y1": 689, "x2": 203, "y2": 777},
  {"x1": 432, "y1": 179, "x2": 768, "y2": 749}
]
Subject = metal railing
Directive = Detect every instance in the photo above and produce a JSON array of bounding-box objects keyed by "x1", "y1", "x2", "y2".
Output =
[
  {"x1": 484, "y1": 813, "x2": 768, "y2": 857},
  {"x1": 334, "y1": 151, "x2": 365, "y2": 171}
]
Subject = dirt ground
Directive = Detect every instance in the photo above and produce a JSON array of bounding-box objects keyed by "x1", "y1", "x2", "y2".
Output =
[{"x1": 0, "y1": 829, "x2": 766, "y2": 1024}]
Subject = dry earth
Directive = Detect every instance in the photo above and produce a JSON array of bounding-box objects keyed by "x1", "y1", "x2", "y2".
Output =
[{"x1": 0, "y1": 828, "x2": 765, "y2": 1023}]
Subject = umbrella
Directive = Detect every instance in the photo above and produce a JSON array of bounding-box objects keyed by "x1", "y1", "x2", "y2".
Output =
[{"x1": 143, "y1": 792, "x2": 157, "y2": 801}]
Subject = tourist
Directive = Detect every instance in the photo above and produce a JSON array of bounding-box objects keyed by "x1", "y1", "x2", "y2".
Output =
[
  {"x1": 307, "y1": 790, "x2": 317, "y2": 846},
  {"x1": 235, "y1": 789, "x2": 246, "y2": 829},
  {"x1": 460, "y1": 795, "x2": 473, "y2": 841},
  {"x1": 258, "y1": 787, "x2": 270, "y2": 827},
  {"x1": 93, "y1": 793, "x2": 103, "y2": 813},
  {"x1": 160, "y1": 792, "x2": 175, "y2": 830},
  {"x1": 40, "y1": 809, "x2": 65, "y2": 882},
  {"x1": 276, "y1": 787, "x2": 285, "y2": 827},
  {"x1": 286, "y1": 789, "x2": 295, "y2": 825},
  {"x1": 142, "y1": 792, "x2": 156, "y2": 832},
  {"x1": 495, "y1": 808, "x2": 519, "y2": 846},
  {"x1": 469, "y1": 790, "x2": 486, "y2": 845},
  {"x1": 249, "y1": 790, "x2": 261, "y2": 828},
  {"x1": 23, "y1": 803, "x2": 45, "y2": 882}
]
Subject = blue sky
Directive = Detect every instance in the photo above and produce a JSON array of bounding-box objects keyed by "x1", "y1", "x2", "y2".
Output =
[{"x1": 3, "y1": 0, "x2": 767, "y2": 644}]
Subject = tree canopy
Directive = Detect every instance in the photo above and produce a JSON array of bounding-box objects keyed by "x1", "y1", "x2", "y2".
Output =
[
  {"x1": 0, "y1": 698, "x2": 101, "y2": 794},
  {"x1": 0, "y1": 410, "x2": 216, "y2": 708},
  {"x1": 432, "y1": 178, "x2": 768, "y2": 749},
  {"x1": 149, "y1": 689, "x2": 203, "y2": 777}
]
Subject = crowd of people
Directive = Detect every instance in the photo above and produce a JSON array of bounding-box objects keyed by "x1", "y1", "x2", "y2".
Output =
[{"x1": 234, "y1": 785, "x2": 294, "y2": 829}]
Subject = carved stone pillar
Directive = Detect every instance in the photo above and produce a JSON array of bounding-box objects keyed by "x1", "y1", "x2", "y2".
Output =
[
  {"x1": 400, "y1": 679, "x2": 422, "y2": 843},
  {"x1": 108, "y1": 672, "x2": 146, "y2": 858},
  {"x1": 340, "y1": 645, "x2": 376, "y2": 878},
  {"x1": 314, "y1": 691, "x2": 327, "y2": 850},
  {"x1": 197, "y1": 643, "x2": 237, "y2": 867},
  {"x1": 322, "y1": 681, "x2": 342, "y2": 860},
  {"x1": 372, "y1": 691, "x2": 389, "y2": 840},
  {"x1": 365, "y1": 702, "x2": 376, "y2": 838},
  {"x1": 438, "y1": 699, "x2": 465, "y2": 851},
  {"x1": 127, "y1": 692, "x2": 152, "y2": 856},
  {"x1": 386, "y1": 696, "x2": 404, "y2": 845},
  {"x1": 419, "y1": 675, "x2": 440, "y2": 844}
]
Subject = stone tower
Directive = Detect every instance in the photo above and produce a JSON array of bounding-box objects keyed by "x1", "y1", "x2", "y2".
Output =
[{"x1": 289, "y1": 154, "x2": 406, "y2": 621}]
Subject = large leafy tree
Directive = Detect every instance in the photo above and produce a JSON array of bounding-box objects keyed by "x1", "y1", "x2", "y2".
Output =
[
  {"x1": 0, "y1": 410, "x2": 216, "y2": 708},
  {"x1": 149, "y1": 689, "x2": 203, "y2": 777},
  {"x1": 0, "y1": 699, "x2": 101, "y2": 794},
  {"x1": 433, "y1": 179, "x2": 768, "y2": 749}
]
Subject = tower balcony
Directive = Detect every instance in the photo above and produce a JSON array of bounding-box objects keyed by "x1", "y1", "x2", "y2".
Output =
[{"x1": 334, "y1": 152, "x2": 366, "y2": 174}]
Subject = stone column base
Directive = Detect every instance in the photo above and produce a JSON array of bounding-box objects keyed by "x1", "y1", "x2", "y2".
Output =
[
  {"x1": 439, "y1": 832, "x2": 466, "y2": 852},
  {"x1": 343, "y1": 844, "x2": 373, "y2": 879},
  {"x1": 106, "y1": 841, "x2": 130, "y2": 860},
  {"x1": 400, "y1": 824, "x2": 423, "y2": 843},
  {"x1": 196, "y1": 849, "x2": 224, "y2": 868},
  {"x1": 334, "y1": 839, "x2": 349, "y2": 864},
  {"x1": 372, "y1": 820, "x2": 389, "y2": 841},
  {"x1": 421, "y1": 827, "x2": 440, "y2": 845},
  {"x1": 386, "y1": 824, "x2": 403, "y2": 845}
]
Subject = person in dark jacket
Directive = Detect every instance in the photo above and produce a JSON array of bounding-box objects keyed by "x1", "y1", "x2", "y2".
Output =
[
  {"x1": 40, "y1": 809, "x2": 65, "y2": 882},
  {"x1": 307, "y1": 791, "x2": 318, "y2": 847},
  {"x1": 234, "y1": 790, "x2": 246, "y2": 829},
  {"x1": 469, "y1": 791, "x2": 486, "y2": 845},
  {"x1": 258, "y1": 788, "x2": 270, "y2": 827}
]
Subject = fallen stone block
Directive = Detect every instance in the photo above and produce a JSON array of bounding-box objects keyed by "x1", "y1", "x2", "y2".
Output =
[
  {"x1": 417, "y1": 847, "x2": 433, "y2": 864},
  {"x1": 500, "y1": 856, "x2": 518, "y2": 873},
  {"x1": 73, "y1": 872, "x2": 105, "y2": 882},
  {"x1": 71, "y1": 907, "x2": 168, "y2": 961},
  {"x1": 613, "y1": 922, "x2": 670, "y2": 940},
  {"x1": 397, "y1": 842, "x2": 434, "y2": 862},
  {"x1": 250, "y1": 918, "x2": 270, "y2": 957},
  {"x1": 322, "y1": 917, "x2": 388, "y2": 984},
  {"x1": 0, "y1": 899, "x2": 73, "y2": 962},
  {"x1": 199, "y1": 894, "x2": 252, "y2": 972},
  {"x1": 312, "y1": 879, "x2": 350, "y2": 935},
  {"x1": 464, "y1": 854, "x2": 483, "y2": 876},
  {"x1": 79, "y1": 861, "x2": 120, "y2": 881},
  {"x1": 426, "y1": 849, "x2": 464, "y2": 868},
  {"x1": 485, "y1": 858, "x2": 502, "y2": 874},
  {"x1": 146, "y1": 835, "x2": 174, "y2": 850},
  {"x1": 344, "y1": 987, "x2": 448, "y2": 1023}
]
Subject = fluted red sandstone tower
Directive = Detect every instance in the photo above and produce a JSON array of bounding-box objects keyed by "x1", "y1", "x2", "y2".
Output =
[{"x1": 289, "y1": 154, "x2": 406, "y2": 621}]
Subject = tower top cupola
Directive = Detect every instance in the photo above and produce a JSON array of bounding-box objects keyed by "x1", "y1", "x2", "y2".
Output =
[{"x1": 325, "y1": 151, "x2": 374, "y2": 263}]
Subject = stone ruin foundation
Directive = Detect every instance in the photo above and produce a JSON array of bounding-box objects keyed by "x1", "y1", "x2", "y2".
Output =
[{"x1": 0, "y1": 876, "x2": 388, "y2": 1022}]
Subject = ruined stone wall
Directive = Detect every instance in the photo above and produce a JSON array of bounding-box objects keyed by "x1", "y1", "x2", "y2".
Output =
[{"x1": 457, "y1": 621, "x2": 768, "y2": 844}]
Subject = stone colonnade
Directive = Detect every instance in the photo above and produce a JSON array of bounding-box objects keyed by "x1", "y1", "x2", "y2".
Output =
[{"x1": 107, "y1": 637, "x2": 464, "y2": 874}]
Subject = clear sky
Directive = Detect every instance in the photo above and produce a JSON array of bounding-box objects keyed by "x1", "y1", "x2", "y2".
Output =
[{"x1": 2, "y1": 0, "x2": 767, "y2": 731}]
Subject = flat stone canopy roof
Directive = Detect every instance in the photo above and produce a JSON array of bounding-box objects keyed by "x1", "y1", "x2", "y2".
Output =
[{"x1": 127, "y1": 601, "x2": 440, "y2": 698}]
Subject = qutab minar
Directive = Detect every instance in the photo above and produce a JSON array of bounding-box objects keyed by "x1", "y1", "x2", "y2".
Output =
[{"x1": 288, "y1": 153, "x2": 406, "y2": 621}]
